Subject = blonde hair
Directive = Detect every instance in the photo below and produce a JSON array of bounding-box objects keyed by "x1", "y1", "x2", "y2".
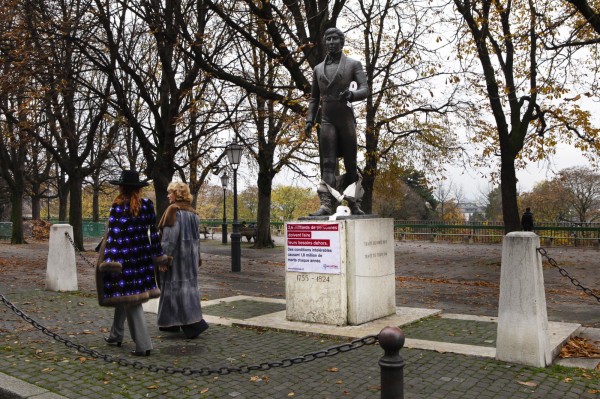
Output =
[{"x1": 168, "y1": 181, "x2": 193, "y2": 203}]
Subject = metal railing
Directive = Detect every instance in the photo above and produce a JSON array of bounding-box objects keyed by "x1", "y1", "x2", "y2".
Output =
[
  {"x1": 0, "y1": 222, "x2": 11, "y2": 239},
  {"x1": 393, "y1": 220, "x2": 600, "y2": 247},
  {"x1": 2, "y1": 219, "x2": 600, "y2": 247}
]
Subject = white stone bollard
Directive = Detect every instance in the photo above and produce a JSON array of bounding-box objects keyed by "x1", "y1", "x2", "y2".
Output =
[
  {"x1": 496, "y1": 232, "x2": 551, "y2": 367},
  {"x1": 46, "y1": 224, "x2": 78, "y2": 291},
  {"x1": 142, "y1": 298, "x2": 159, "y2": 314}
]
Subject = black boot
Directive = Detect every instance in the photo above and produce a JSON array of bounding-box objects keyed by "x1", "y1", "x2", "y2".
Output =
[
  {"x1": 309, "y1": 206, "x2": 333, "y2": 216},
  {"x1": 183, "y1": 319, "x2": 209, "y2": 339},
  {"x1": 309, "y1": 191, "x2": 335, "y2": 216},
  {"x1": 349, "y1": 202, "x2": 365, "y2": 215}
]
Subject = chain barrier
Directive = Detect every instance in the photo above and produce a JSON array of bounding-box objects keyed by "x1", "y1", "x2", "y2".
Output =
[
  {"x1": 0, "y1": 293, "x2": 378, "y2": 376},
  {"x1": 537, "y1": 247, "x2": 600, "y2": 303},
  {"x1": 64, "y1": 231, "x2": 97, "y2": 269}
]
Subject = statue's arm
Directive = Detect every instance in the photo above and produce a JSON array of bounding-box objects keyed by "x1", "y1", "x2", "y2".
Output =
[
  {"x1": 306, "y1": 69, "x2": 320, "y2": 124},
  {"x1": 350, "y1": 60, "x2": 369, "y2": 102}
]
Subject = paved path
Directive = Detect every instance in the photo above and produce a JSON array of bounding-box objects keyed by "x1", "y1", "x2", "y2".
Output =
[{"x1": 0, "y1": 237, "x2": 599, "y2": 398}]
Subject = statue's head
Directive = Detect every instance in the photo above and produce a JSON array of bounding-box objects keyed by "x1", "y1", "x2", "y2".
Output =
[{"x1": 323, "y1": 27, "x2": 345, "y2": 54}]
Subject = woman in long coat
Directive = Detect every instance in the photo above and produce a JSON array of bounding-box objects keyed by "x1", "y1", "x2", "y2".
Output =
[
  {"x1": 156, "y1": 181, "x2": 208, "y2": 339},
  {"x1": 96, "y1": 170, "x2": 168, "y2": 356}
]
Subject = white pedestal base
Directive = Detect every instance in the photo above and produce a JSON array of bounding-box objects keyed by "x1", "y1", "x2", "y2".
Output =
[{"x1": 285, "y1": 218, "x2": 396, "y2": 326}]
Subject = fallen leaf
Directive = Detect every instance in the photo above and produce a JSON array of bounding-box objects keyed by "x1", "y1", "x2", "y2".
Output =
[
  {"x1": 250, "y1": 376, "x2": 261, "y2": 382},
  {"x1": 559, "y1": 337, "x2": 600, "y2": 358},
  {"x1": 200, "y1": 388, "x2": 209, "y2": 394},
  {"x1": 327, "y1": 367, "x2": 339, "y2": 372},
  {"x1": 147, "y1": 385, "x2": 160, "y2": 389},
  {"x1": 287, "y1": 393, "x2": 295, "y2": 397},
  {"x1": 517, "y1": 381, "x2": 537, "y2": 387}
]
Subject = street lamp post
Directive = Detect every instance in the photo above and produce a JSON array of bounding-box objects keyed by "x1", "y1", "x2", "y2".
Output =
[
  {"x1": 226, "y1": 142, "x2": 243, "y2": 272},
  {"x1": 221, "y1": 173, "x2": 229, "y2": 244},
  {"x1": 43, "y1": 188, "x2": 51, "y2": 221}
]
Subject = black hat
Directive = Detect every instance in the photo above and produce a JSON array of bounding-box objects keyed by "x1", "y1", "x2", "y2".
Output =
[{"x1": 109, "y1": 170, "x2": 149, "y2": 187}]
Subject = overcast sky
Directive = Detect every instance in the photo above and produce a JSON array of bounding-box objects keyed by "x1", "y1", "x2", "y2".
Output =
[
  {"x1": 445, "y1": 142, "x2": 589, "y2": 202},
  {"x1": 212, "y1": 141, "x2": 589, "y2": 205}
]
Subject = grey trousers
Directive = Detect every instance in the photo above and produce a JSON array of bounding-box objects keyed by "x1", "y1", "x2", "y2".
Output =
[{"x1": 109, "y1": 304, "x2": 152, "y2": 352}]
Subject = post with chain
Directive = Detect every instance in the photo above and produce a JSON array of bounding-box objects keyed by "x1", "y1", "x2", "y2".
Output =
[{"x1": 378, "y1": 326, "x2": 405, "y2": 399}]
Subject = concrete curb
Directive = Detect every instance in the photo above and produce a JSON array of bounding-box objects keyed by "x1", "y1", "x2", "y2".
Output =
[{"x1": 0, "y1": 372, "x2": 67, "y2": 399}]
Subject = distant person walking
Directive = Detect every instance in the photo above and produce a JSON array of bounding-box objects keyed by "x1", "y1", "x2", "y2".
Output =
[
  {"x1": 96, "y1": 170, "x2": 168, "y2": 356},
  {"x1": 521, "y1": 207, "x2": 534, "y2": 231},
  {"x1": 156, "y1": 181, "x2": 208, "y2": 339}
]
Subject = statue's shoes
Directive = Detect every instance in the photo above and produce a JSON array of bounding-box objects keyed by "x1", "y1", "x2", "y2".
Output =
[
  {"x1": 309, "y1": 207, "x2": 333, "y2": 216},
  {"x1": 350, "y1": 205, "x2": 365, "y2": 215}
]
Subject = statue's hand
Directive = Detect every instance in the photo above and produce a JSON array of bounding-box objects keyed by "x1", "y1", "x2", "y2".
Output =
[
  {"x1": 339, "y1": 89, "x2": 353, "y2": 102},
  {"x1": 304, "y1": 121, "x2": 313, "y2": 137}
]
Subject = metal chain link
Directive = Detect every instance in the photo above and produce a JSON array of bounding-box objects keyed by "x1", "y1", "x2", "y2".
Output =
[
  {"x1": 0, "y1": 293, "x2": 378, "y2": 376},
  {"x1": 64, "y1": 231, "x2": 97, "y2": 269},
  {"x1": 537, "y1": 247, "x2": 600, "y2": 303}
]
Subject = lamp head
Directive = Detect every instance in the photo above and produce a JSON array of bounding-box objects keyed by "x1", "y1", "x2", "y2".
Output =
[
  {"x1": 220, "y1": 172, "x2": 229, "y2": 188},
  {"x1": 226, "y1": 142, "x2": 243, "y2": 170}
]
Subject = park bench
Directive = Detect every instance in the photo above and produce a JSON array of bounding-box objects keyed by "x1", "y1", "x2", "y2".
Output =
[
  {"x1": 199, "y1": 225, "x2": 214, "y2": 239},
  {"x1": 239, "y1": 226, "x2": 257, "y2": 242}
]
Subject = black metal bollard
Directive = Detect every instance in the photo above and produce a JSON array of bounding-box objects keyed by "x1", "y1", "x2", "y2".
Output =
[{"x1": 378, "y1": 326, "x2": 405, "y2": 399}]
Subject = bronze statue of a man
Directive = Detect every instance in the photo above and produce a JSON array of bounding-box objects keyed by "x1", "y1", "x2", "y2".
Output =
[{"x1": 305, "y1": 27, "x2": 369, "y2": 216}]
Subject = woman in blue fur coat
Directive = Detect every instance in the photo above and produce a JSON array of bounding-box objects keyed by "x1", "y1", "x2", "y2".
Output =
[
  {"x1": 96, "y1": 170, "x2": 168, "y2": 356},
  {"x1": 156, "y1": 181, "x2": 208, "y2": 339}
]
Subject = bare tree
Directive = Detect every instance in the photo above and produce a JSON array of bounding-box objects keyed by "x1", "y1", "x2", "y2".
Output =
[
  {"x1": 83, "y1": 0, "x2": 235, "y2": 216},
  {"x1": 14, "y1": 0, "x2": 123, "y2": 249},
  {"x1": 451, "y1": 0, "x2": 600, "y2": 232},
  {"x1": 231, "y1": 12, "x2": 314, "y2": 248},
  {"x1": 434, "y1": 179, "x2": 455, "y2": 221},
  {"x1": 557, "y1": 166, "x2": 600, "y2": 223},
  {"x1": 0, "y1": 0, "x2": 48, "y2": 243},
  {"x1": 348, "y1": 0, "x2": 461, "y2": 213}
]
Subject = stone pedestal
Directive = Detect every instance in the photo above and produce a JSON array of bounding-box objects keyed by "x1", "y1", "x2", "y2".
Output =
[
  {"x1": 46, "y1": 224, "x2": 78, "y2": 291},
  {"x1": 496, "y1": 232, "x2": 551, "y2": 367},
  {"x1": 285, "y1": 218, "x2": 395, "y2": 326}
]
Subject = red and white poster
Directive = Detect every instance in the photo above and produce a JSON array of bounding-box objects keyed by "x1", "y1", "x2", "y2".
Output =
[{"x1": 285, "y1": 223, "x2": 341, "y2": 274}]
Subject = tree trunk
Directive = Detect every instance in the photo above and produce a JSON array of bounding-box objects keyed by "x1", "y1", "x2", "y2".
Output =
[
  {"x1": 152, "y1": 163, "x2": 175, "y2": 219},
  {"x1": 68, "y1": 175, "x2": 84, "y2": 250},
  {"x1": 255, "y1": 171, "x2": 274, "y2": 248},
  {"x1": 361, "y1": 127, "x2": 377, "y2": 214},
  {"x1": 500, "y1": 158, "x2": 521, "y2": 233},
  {"x1": 10, "y1": 180, "x2": 26, "y2": 244},
  {"x1": 361, "y1": 103, "x2": 378, "y2": 214},
  {"x1": 31, "y1": 194, "x2": 41, "y2": 220},
  {"x1": 92, "y1": 186, "x2": 100, "y2": 222},
  {"x1": 58, "y1": 172, "x2": 68, "y2": 222}
]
